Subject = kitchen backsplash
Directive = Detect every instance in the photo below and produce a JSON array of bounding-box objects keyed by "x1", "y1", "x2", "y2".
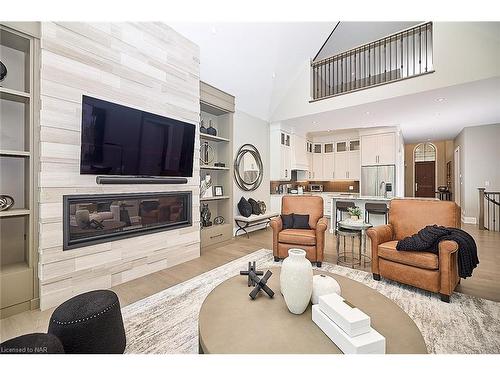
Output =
[{"x1": 270, "y1": 180, "x2": 360, "y2": 194}]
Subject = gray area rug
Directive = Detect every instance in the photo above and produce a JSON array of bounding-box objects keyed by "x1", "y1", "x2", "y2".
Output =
[{"x1": 122, "y1": 249, "x2": 500, "y2": 354}]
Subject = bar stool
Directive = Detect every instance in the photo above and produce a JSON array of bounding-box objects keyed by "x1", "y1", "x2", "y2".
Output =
[
  {"x1": 335, "y1": 201, "x2": 355, "y2": 229},
  {"x1": 336, "y1": 228, "x2": 362, "y2": 268},
  {"x1": 364, "y1": 203, "x2": 388, "y2": 224}
]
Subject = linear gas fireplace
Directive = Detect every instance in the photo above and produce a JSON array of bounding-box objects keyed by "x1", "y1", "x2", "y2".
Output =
[{"x1": 63, "y1": 192, "x2": 192, "y2": 250}]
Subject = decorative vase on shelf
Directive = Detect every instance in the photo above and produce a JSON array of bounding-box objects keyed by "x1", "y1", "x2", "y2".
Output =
[
  {"x1": 280, "y1": 248, "x2": 313, "y2": 315},
  {"x1": 311, "y1": 274, "x2": 341, "y2": 304},
  {"x1": 200, "y1": 119, "x2": 207, "y2": 134},
  {"x1": 206, "y1": 120, "x2": 217, "y2": 136},
  {"x1": 0, "y1": 60, "x2": 7, "y2": 83}
]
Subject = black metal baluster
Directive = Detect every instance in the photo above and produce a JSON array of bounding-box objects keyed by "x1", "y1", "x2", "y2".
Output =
[
  {"x1": 384, "y1": 38, "x2": 387, "y2": 82},
  {"x1": 354, "y1": 49, "x2": 357, "y2": 89},
  {"x1": 323, "y1": 62, "x2": 326, "y2": 97},
  {"x1": 389, "y1": 35, "x2": 392, "y2": 80},
  {"x1": 425, "y1": 23, "x2": 428, "y2": 72},
  {"x1": 407, "y1": 31, "x2": 409, "y2": 77},
  {"x1": 413, "y1": 28, "x2": 415, "y2": 75},
  {"x1": 419, "y1": 25, "x2": 422, "y2": 74},
  {"x1": 341, "y1": 53, "x2": 343, "y2": 93},
  {"x1": 368, "y1": 43, "x2": 371, "y2": 85},
  {"x1": 401, "y1": 32, "x2": 404, "y2": 77}
]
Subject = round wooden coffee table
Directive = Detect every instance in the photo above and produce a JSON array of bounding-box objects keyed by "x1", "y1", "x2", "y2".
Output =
[{"x1": 198, "y1": 267, "x2": 427, "y2": 354}]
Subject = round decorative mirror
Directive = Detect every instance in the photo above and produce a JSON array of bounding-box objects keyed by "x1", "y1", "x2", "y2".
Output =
[{"x1": 234, "y1": 144, "x2": 263, "y2": 191}]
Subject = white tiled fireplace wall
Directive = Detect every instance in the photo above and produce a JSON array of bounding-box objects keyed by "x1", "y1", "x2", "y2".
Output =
[{"x1": 38, "y1": 22, "x2": 201, "y2": 310}]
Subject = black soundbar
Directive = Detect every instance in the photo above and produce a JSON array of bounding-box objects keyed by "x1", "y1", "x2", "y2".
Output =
[{"x1": 96, "y1": 176, "x2": 188, "y2": 185}]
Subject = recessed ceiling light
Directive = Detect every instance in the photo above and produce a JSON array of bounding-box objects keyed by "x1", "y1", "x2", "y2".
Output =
[
  {"x1": 271, "y1": 72, "x2": 276, "y2": 79},
  {"x1": 211, "y1": 26, "x2": 217, "y2": 35},
  {"x1": 312, "y1": 121, "x2": 317, "y2": 125},
  {"x1": 365, "y1": 111, "x2": 370, "y2": 115},
  {"x1": 436, "y1": 97, "x2": 446, "y2": 102}
]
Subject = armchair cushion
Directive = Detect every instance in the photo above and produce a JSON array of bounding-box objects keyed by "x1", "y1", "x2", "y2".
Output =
[
  {"x1": 292, "y1": 214, "x2": 310, "y2": 229},
  {"x1": 378, "y1": 240, "x2": 439, "y2": 270},
  {"x1": 279, "y1": 229, "x2": 316, "y2": 246},
  {"x1": 281, "y1": 214, "x2": 294, "y2": 229}
]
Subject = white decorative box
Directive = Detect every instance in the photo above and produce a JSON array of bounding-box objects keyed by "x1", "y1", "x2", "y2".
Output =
[
  {"x1": 312, "y1": 305, "x2": 386, "y2": 354},
  {"x1": 318, "y1": 293, "x2": 370, "y2": 337}
]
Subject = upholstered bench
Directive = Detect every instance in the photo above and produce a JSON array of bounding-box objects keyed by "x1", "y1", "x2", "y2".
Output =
[
  {"x1": 0, "y1": 333, "x2": 64, "y2": 354},
  {"x1": 234, "y1": 212, "x2": 279, "y2": 238},
  {"x1": 48, "y1": 290, "x2": 126, "y2": 354}
]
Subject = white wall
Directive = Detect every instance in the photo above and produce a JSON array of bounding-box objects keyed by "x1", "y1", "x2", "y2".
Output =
[
  {"x1": 454, "y1": 123, "x2": 500, "y2": 223},
  {"x1": 233, "y1": 111, "x2": 270, "y2": 234},
  {"x1": 271, "y1": 22, "x2": 500, "y2": 123}
]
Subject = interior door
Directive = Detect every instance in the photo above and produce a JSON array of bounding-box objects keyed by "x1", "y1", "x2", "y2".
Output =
[{"x1": 415, "y1": 161, "x2": 435, "y2": 197}]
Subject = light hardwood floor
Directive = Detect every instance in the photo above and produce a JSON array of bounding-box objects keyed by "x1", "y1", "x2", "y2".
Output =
[{"x1": 1, "y1": 223, "x2": 498, "y2": 342}]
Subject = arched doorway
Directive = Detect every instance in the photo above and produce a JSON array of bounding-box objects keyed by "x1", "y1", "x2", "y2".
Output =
[{"x1": 414, "y1": 143, "x2": 436, "y2": 198}]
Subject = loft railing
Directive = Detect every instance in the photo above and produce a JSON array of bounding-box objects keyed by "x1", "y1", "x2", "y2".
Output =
[
  {"x1": 311, "y1": 22, "x2": 433, "y2": 101},
  {"x1": 478, "y1": 188, "x2": 500, "y2": 231}
]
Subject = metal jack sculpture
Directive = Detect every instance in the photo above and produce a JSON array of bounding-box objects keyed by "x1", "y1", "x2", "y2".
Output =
[
  {"x1": 249, "y1": 270, "x2": 275, "y2": 300},
  {"x1": 240, "y1": 261, "x2": 263, "y2": 286}
]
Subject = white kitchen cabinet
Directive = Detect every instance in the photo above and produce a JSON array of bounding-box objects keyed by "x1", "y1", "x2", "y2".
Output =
[
  {"x1": 334, "y1": 148, "x2": 360, "y2": 180},
  {"x1": 306, "y1": 141, "x2": 313, "y2": 179},
  {"x1": 361, "y1": 133, "x2": 396, "y2": 166},
  {"x1": 378, "y1": 133, "x2": 396, "y2": 165},
  {"x1": 334, "y1": 151, "x2": 348, "y2": 179},
  {"x1": 323, "y1": 143, "x2": 335, "y2": 180},
  {"x1": 361, "y1": 134, "x2": 379, "y2": 166},
  {"x1": 348, "y1": 151, "x2": 361, "y2": 180},
  {"x1": 270, "y1": 129, "x2": 292, "y2": 180},
  {"x1": 312, "y1": 143, "x2": 323, "y2": 180}
]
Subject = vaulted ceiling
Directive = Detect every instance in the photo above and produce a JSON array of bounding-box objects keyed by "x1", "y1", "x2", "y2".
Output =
[{"x1": 170, "y1": 22, "x2": 335, "y2": 121}]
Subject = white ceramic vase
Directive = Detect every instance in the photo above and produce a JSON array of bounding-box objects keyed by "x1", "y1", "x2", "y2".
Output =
[
  {"x1": 280, "y1": 248, "x2": 313, "y2": 314},
  {"x1": 311, "y1": 274, "x2": 341, "y2": 304}
]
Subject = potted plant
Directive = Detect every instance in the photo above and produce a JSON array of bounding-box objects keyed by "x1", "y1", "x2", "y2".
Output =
[{"x1": 347, "y1": 206, "x2": 362, "y2": 221}]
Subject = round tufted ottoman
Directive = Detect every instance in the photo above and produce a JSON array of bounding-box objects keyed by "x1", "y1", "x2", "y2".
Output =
[
  {"x1": 48, "y1": 290, "x2": 126, "y2": 354},
  {"x1": 0, "y1": 333, "x2": 64, "y2": 354}
]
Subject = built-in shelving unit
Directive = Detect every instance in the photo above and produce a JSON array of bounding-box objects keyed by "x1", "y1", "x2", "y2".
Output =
[
  {"x1": 199, "y1": 82, "x2": 235, "y2": 249},
  {"x1": 0, "y1": 22, "x2": 40, "y2": 318},
  {"x1": 200, "y1": 133, "x2": 230, "y2": 143},
  {"x1": 200, "y1": 195, "x2": 230, "y2": 202},
  {"x1": 200, "y1": 165, "x2": 230, "y2": 171}
]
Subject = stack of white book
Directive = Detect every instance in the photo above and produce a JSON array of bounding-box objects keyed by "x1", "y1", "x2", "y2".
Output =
[{"x1": 312, "y1": 293, "x2": 386, "y2": 354}]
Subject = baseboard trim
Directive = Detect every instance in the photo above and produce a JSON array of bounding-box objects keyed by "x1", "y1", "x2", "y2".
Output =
[{"x1": 461, "y1": 215, "x2": 477, "y2": 224}]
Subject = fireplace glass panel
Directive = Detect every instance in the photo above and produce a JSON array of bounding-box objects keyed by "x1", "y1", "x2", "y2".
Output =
[{"x1": 64, "y1": 192, "x2": 191, "y2": 250}]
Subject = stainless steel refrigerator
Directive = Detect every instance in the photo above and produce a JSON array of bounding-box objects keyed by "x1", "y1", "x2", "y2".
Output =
[{"x1": 361, "y1": 165, "x2": 396, "y2": 197}]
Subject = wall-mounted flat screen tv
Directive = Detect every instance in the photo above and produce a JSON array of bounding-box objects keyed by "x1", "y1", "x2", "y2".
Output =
[{"x1": 80, "y1": 95, "x2": 196, "y2": 177}]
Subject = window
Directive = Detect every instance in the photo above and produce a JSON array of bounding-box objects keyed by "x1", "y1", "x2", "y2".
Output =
[{"x1": 414, "y1": 143, "x2": 436, "y2": 162}]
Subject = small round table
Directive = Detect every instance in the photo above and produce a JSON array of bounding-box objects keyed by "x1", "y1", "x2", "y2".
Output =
[
  {"x1": 337, "y1": 220, "x2": 373, "y2": 267},
  {"x1": 198, "y1": 268, "x2": 427, "y2": 354}
]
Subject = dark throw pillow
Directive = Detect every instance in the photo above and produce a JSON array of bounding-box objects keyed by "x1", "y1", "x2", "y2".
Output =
[
  {"x1": 281, "y1": 214, "x2": 294, "y2": 230},
  {"x1": 248, "y1": 198, "x2": 261, "y2": 215},
  {"x1": 237, "y1": 197, "x2": 252, "y2": 217},
  {"x1": 293, "y1": 214, "x2": 310, "y2": 229}
]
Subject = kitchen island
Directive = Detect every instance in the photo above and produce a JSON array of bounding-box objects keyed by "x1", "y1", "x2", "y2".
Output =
[{"x1": 330, "y1": 195, "x2": 392, "y2": 232}]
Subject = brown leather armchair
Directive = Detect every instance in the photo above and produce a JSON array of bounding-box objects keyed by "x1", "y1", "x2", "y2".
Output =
[
  {"x1": 366, "y1": 199, "x2": 461, "y2": 302},
  {"x1": 270, "y1": 195, "x2": 328, "y2": 267}
]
